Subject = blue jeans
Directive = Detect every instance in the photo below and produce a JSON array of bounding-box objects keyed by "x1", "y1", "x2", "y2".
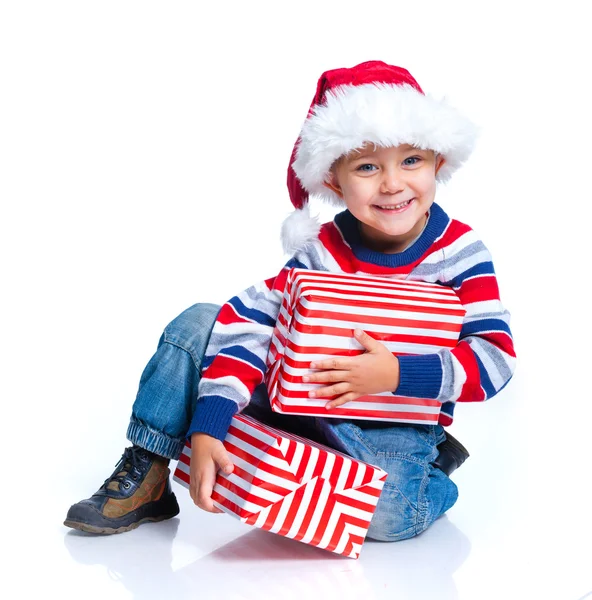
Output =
[{"x1": 128, "y1": 303, "x2": 459, "y2": 541}]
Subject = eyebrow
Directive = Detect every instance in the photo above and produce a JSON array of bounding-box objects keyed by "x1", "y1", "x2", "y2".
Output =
[{"x1": 347, "y1": 147, "x2": 425, "y2": 162}]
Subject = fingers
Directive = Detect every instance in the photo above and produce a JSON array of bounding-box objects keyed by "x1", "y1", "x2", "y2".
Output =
[
  {"x1": 309, "y1": 357, "x2": 349, "y2": 370},
  {"x1": 308, "y1": 381, "x2": 351, "y2": 398},
  {"x1": 212, "y1": 445, "x2": 234, "y2": 476},
  {"x1": 190, "y1": 459, "x2": 222, "y2": 513},
  {"x1": 195, "y1": 471, "x2": 224, "y2": 513},
  {"x1": 302, "y1": 370, "x2": 350, "y2": 384},
  {"x1": 190, "y1": 437, "x2": 234, "y2": 514},
  {"x1": 190, "y1": 460, "x2": 222, "y2": 513},
  {"x1": 353, "y1": 328, "x2": 379, "y2": 350},
  {"x1": 326, "y1": 392, "x2": 361, "y2": 409}
]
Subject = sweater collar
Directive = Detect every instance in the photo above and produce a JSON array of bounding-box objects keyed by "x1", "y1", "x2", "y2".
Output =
[{"x1": 334, "y1": 202, "x2": 449, "y2": 267}]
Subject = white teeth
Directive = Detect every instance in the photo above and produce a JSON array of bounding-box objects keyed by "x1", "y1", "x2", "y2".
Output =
[{"x1": 378, "y1": 199, "x2": 412, "y2": 210}]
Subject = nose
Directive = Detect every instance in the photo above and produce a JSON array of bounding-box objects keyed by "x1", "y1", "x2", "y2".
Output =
[{"x1": 379, "y1": 167, "x2": 406, "y2": 194}]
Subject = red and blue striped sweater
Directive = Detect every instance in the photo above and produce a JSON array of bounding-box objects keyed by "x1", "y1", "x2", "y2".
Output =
[{"x1": 188, "y1": 203, "x2": 516, "y2": 441}]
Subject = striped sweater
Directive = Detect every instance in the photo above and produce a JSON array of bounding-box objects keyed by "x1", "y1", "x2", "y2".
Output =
[{"x1": 188, "y1": 203, "x2": 516, "y2": 441}]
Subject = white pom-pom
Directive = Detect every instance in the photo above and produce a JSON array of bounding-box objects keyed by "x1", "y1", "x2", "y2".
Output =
[{"x1": 280, "y1": 204, "x2": 321, "y2": 255}]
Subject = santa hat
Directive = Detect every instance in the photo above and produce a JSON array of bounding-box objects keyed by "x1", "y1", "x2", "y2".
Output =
[{"x1": 282, "y1": 60, "x2": 479, "y2": 254}]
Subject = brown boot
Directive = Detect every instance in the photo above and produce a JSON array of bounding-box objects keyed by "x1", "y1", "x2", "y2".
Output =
[{"x1": 64, "y1": 446, "x2": 180, "y2": 534}]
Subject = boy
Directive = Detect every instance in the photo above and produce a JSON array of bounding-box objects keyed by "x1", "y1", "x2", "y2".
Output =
[{"x1": 65, "y1": 61, "x2": 516, "y2": 541}]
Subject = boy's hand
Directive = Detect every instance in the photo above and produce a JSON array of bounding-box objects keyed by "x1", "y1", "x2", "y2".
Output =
[
  {"x1": 303, "y1": 328, "x2": 400, "y2": 409},
  {"x1": 189, "y1": 432, "x2": 234, "y2": 513}
]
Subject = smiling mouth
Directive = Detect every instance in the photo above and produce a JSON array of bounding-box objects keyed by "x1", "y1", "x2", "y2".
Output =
[{"x1": 374, "y1": 198, "x2": 414, "y2": 211}]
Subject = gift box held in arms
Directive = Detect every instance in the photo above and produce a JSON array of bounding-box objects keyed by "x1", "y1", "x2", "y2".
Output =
[
  {"x1": 173, "y1": 414, "x2": 387, "y2": 558},
  {"x1": 265, "y1": 269, "x2": 466, "y2": 424}
]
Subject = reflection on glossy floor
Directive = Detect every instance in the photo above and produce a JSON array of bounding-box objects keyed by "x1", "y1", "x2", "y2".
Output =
[
  {"x1": 29, "y1": 374, "x2": 584, "y2": 600},
  {"x1": 6, "y1": 322, "x2": 591, "y2": 600},
  {"x1": 61, "y1": 493, "x2": 470, "y2": 600},
  {"x1": 9, "y1": 366, "x2": 592, "y2": 599},
  {"x1": 40, "y1": 383, "x2": 592, "y2": 600}
]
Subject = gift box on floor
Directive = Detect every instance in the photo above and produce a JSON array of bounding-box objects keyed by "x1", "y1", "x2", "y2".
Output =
[
  {"x1": 173, "y1": 414, "x2": 387, "y2": 559},
  {"x1": 265, "y1": 268, "x2": 466, "y2": 424}
]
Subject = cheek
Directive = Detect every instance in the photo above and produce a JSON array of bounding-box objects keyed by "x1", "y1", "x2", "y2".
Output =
[
  {"x1": 414, "y1": 174, "x2": 437, "y2": 196},
  {"x1": 341, "y1": 182, "x2": 369, "y2": 205}
]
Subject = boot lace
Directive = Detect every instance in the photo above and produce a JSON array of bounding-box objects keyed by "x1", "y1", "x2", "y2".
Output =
[{"x1": 102, "y1": 446, "x2": 148, "y2": 492}]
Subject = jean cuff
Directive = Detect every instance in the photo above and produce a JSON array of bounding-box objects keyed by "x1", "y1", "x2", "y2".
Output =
[{"x1": 126, "y1": 415, "x2": 186, "y2": 460}]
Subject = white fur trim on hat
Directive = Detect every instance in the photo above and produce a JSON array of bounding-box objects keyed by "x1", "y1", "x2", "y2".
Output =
[
  {"x1": 280, "y1": 204, "x2": 321, "y2": 255},
  {"x1": 292, "y1": 82, "x2": 479, "y2": 206}
]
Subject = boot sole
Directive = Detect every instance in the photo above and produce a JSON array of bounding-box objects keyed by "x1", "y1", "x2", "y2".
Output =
[
  {"x1": 64, "y1": 489, "x2": 180, "y2": 535},
  {"x1": 64, "y1": 511, "x2": 178, "y2": 535}
]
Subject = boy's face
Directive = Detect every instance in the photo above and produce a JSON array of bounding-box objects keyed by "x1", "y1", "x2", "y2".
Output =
[{"x1": 324, "y1": 144, "x2": 446, "y2": 253}]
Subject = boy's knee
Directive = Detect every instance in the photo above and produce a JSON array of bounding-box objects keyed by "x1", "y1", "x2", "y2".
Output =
[
  {"x1": 163, "y1": 303, "x2": 221, "y2": 358},
  {"x1": 165, "y1": 303, "x2": 220, "y2": 336},
  {"x1": 366, "y1": 482, "x2": 420, "y2": 542},
  {"x1": 429, "y1": 470, "x2": 459, "y2": 521},
  {"x1": 366, "y1": 470, "x2": 459, "y2": 542}
]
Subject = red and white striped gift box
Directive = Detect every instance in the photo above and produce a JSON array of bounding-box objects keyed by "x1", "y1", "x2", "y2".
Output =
[
  {"x1": 265, "y1": 268, "x2": 466, "y2": 424},
  {"x1": 173, "y1": 414, "x2": 387, "y2": 559}
]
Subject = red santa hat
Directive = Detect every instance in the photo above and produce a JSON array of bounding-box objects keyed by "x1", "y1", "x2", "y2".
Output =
[{"x1": 282, "y1": 60, "x2": 479, "y2": 254}]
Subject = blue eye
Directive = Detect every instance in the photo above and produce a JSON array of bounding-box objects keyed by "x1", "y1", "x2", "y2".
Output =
[
  {"x1": 403, "y1": 156, "x2": 421, "y2": 166},
  {"x1": 357, "y1": 164, "x2": 377, "y2": 172}
]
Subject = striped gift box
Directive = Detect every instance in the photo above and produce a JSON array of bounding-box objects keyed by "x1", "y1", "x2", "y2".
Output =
[
  {"x1": 173, "y1": 414, "x2": 387, "y2": 559},
  {"x1": 265, "y1": 268, "x2": 466, "y2": 424}
]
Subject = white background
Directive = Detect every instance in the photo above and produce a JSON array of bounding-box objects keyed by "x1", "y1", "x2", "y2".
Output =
[{"x1": 2, "y1": 1, "x2": 591, "y2": 598}]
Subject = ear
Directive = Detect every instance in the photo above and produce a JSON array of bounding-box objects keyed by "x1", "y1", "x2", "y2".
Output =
[
  {"x1": 435, "y1": 155, "x2": 446, "y2": 175},
  {"x1": 322, "y1": 170, "x2": 344, "y2": 199}
]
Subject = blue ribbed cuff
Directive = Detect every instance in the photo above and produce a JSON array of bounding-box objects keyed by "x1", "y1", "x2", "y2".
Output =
[
  {"x1": 186, "y1": 395, "x2": 238, "y2": 442},
  {"x1": 395, "y1": 354, "x2": 443, "y2": 399}
]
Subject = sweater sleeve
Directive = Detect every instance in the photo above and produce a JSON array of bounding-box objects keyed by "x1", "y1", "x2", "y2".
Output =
[
  {"x1": 394, "y1": 228, "x2": 517, "y2": 412},
  {"x1": 187, "y1": 257, "x2": 309, "y2": 441}
]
